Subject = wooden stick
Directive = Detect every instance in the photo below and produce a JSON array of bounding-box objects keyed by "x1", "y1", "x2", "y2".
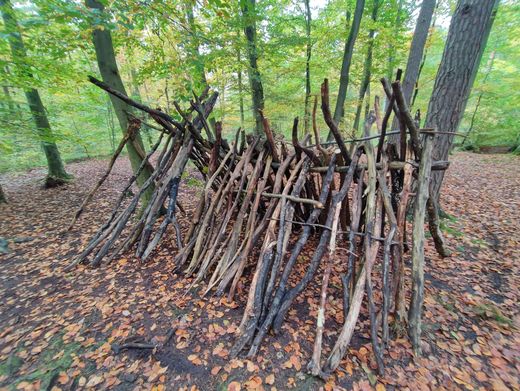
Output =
[
  {"x1": 309, "y1": 160, "x2": 450, "y2": 173},
  {"x1": 261, "y1": 192, "x2": 323, "y2": 208},
  {"x1": 427, "y1": 195, "x2": 450, "y2": 257},
  {"x1": 321, "y1": 79, "x2": 351, "y2": 165},
  {"x1": 240, "y1": 155, "x2": 338, "y2": 358},
  {"x1": 377, "y1": 169, "x2": 397, "y2": 345},
  {"x1": 408, "y1": 133, "x2": 434, "y2": 355},
  {"x1": 392, "y1": 81, "x2": 422, "y2": 158},
  {"x1": 88, "y1": 76, "x2": 183, "y2": 130},
  {"x1": 68, "y1": 118, "x2": 138, "y2": 230},
  {"x1": 322, "y1": 146, "x2": 379, "y2": 376},
  {"x1": 308, "y1": 201, "x2": 341, "y2": 377},
  {"x1": 260, "y1": 110, "x2": 280, "y2": 162}
]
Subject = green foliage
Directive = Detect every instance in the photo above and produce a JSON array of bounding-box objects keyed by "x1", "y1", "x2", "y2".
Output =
[{"x1": 0, "y1": 0, "x2": 518, "y2": 174}]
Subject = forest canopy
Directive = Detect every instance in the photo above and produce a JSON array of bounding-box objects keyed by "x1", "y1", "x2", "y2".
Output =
[{"x1": 0, "y1": 0, "x2": 518, "y2": 174}]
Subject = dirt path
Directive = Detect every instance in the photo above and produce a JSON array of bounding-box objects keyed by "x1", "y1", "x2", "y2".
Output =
[{"x1": 0, "y1": 152, "x2": 518, "y2": 390}]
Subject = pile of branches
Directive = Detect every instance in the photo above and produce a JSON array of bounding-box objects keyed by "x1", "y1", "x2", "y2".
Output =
[{"x1": 70, "y1": 74, "x2": 451, "y2": 378}]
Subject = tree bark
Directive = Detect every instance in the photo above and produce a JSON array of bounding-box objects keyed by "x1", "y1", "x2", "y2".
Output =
[
  {"x1": 426, "y1": 0, "x2": 499, "y2": 202},
  {"x1": 85, "y1": 0, "x2": 153, "y2": 200},
  {"x1": 352, "y1": 0, "x2": 381, "y2": 133},
  {"x1": 1, "y1": 0, "x2": 70, "y2": 185},
  {"x1": 330, "y1": 0, "x2": 365, "y2": 135},
  {"x1": 390, "y1": 0, "x2": 436, "y2": 142},
  {"x1": 303, "y1": 0, "x2": 312, "y2": 135},
  {"x1": 241, "y1": 0, "x2": 265, "y2": 135}
]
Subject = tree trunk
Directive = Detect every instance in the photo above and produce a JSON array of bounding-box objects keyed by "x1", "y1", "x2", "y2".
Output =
[
  {"x1": 237, "y1": 31, "x2": 245, "y2": 129},
  {"x1": 2, "y1": 84, "x2": 14, "y2": 113},
  {"x1": 303, "y1": 0, "x2": 312, "y2": 135},
  {"x1": 411, "y1": 2, "x2": 439, "y2": 108},
  {"x1": 85, "y1": 0, "x2": 153, "y2": 200},
  {"x1": 130, "y1": 68, "x2": 143, "y2": 102},
  {"x1": 241, "y1": 0, "x2": 265, "y2": 135},
  {"x1": 330, "y1": 0, "x2": 365, "y2": 136},
  {"x1": 426, "y1": 0, "x2": 499, "y2": 202},
  {"x1": 1, "y1": 0, "x2": 70, "y2": 186},
  {"x1": 462, "y1": 50, "x2": 496, "y2": 146},
  {"x1": 184, "y1": 0, "x2": 217, "y2": 140},
  {"x1": 390, "y1": 0, "x2": 436, "y2": 141},
  {"x1": 0, "y1": 183, "x2": 6, "y2": 204},
  {"x1": 386, "y1": 0, "x2": 404, "y2": 82},
  {"x1": 352, "y1": 0, "x2": 380, "y2": 133},
  {"x1": 185, "y1": 0, "x2": 209, "y2": 89},
  {"x1": 130, "y1": 68, "x2": 153, "y2": 146}
]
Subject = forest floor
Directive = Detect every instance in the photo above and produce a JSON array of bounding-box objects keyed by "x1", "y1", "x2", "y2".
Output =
[{"x1": 0, "y1": 152, "x2": 518, "y2": 391}]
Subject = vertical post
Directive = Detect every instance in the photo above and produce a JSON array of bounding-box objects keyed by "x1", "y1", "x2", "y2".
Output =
[{"x1": 408, "y1": 132, "x2": 434, "y2": 355}]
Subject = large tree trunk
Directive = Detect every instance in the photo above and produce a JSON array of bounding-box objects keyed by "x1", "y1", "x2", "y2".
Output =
[
  {"x1": 390, "y1": 0, "x2": 436, "y2": 140},
  {"x1": 303, "y1": 0, "x2": 312, "y2": 135},
  {"x1": 241, "y1": 0, "x2": 265, "y2": 135},
  {"x1": 352, "y1": 0, "x2": 381, "y2": 133},
  {"x1": 330, "y1": 0, "x2": 365, "y2": 137},
  {"x1": 426, "y1": 0, "x2": 499, "y2": 202},
  {"x1": 85, "y1": 0, "x2": 153, "y2": 200},
  {"x1": 1, "y1": 0, "x2": 70, "y2": 186}
]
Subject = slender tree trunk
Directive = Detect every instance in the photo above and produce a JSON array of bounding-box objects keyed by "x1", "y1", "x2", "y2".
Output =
[
  {"x1": 411, "y1": 2, "x2": 439, "y2": 108},
  {"x1": 303, "y1": 0, "x2": 312, "y2": 135},
  {"x1": 185, "y1": 0, "x2": 217, "y2": 139},
  {"x1": 352, "y1": 0, "x2": 380, "y2": 133},
  {"x1": 130, "y1": 68, "x2": 153, "y2": 146},
  {"x1": 0, "y1": 183, "x2": 6, "y2": 204},
  {"x1": 462, "y1": 50, "x2": 496, "y2": 147},
  {"x1": 85, "y1": 0, "x2": 153, "y2": 199},
  {"x1": 129, "y1": 68, "x2": 142, "y2": 102},
  {"x1": 426, "y1": 0, "x2": 499, "y2": 202},
  {"x1": 390, "y1": 0, "x2": 436, "y2": 143},
  {"x1": 237, "y1": 31, "x2": 245, "y2": 129},
  {"x1": 387, "y1": 0, "x2": 404, "y2": 82},
  {"x1": 185, "y1": 0, "x2": 209, "y2": 89},
  {"x1": 330, "y1": 0, "x2": 365, "y2": 137},
  {"x1": 2, "y1": 84, "x2": 14, "y2": 113},
  {"x1": 1, "y1": 0, "x2": 70, "y2": 186},
  {"x1": 241, "y1": 0, "x2": 265, "y2": 135}
]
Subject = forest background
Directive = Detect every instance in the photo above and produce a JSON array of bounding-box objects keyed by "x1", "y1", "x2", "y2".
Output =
[{"x1": 0, "y1": 0, "x2": 518, "y2": 174}]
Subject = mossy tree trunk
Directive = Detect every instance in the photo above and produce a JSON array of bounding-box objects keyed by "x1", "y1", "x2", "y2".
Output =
[
  {"x1": 85, "y1": 0, "x2": 154, "y2": 202},
  {"x1": 241, "y1": 0, "x2": 265, "y2": 135},
  {"x1": 1, "y1": 0, "x2": 70, "y2": 186}
]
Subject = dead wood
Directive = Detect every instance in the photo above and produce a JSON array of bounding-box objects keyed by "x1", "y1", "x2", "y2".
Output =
[{"x1": 74, "y1": 76, "x2": 453, "y2": 380}]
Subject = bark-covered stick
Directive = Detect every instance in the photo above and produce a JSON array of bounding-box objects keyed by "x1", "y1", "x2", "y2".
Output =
[{"x1": 408, "y1": 133, "x2": 434, "y2": 355}]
